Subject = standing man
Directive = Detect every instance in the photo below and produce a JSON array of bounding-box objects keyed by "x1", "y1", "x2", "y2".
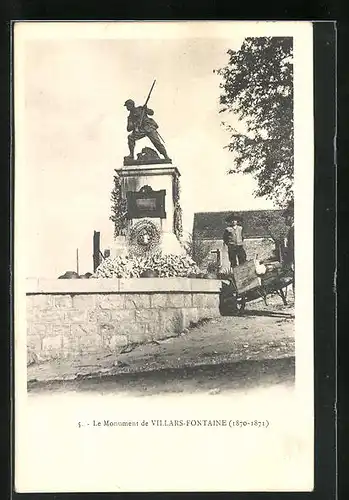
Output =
[
  {"x1": 282, "y1": 202, "x2": 295, "y2": 293},
  {"x1": 223, "y1": 214, "x2": 247, "y2": 268},
  {"x1": 124, "y1": 99, "x2": 170, "y2": 161},
  {"x1": 286, "y1": 219, "x2": 294, "y2": 267},
  {"x1": 283, "y1": 203, "x2": 294, "y2": 268}
]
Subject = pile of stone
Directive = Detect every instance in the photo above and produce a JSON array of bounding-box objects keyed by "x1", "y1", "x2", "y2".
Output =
[
  {"x1": 92, "y1": 253, "x2": 201, "y2": 279},
  {"x1": 58, "y1": 271, "x2": 92, "y2": 279}
]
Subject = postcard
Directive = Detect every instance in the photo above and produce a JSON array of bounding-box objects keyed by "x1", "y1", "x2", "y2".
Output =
[{"x1": 14, "y1": 21, "x2": 314, "y2": 492}]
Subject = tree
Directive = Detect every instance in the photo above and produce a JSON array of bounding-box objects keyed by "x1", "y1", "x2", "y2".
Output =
[
  {"x1": 183, "y1": 232, "x2": 213, "y2": 268},
  {"x1": 215, "y1": 37, "x2": 293, "y2": 207},
  {"x1": 246, "y1": 211, "x2": 290, "y2": 262},
  {"x1": 261, "y1": 213, "x2": 289, "y2": 262}
]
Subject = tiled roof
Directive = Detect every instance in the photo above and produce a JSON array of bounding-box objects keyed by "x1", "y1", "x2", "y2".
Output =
[{"x1": 193, "y1": 210, "x2": 285, "y2": 239}]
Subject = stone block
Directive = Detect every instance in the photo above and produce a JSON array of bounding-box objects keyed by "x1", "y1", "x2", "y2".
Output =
[
  {"x1": 124, "y1": 294, "x2": 151, "y2": 309},
  {"x1": 158, "y1": 309, "x2": 183, "y2": 335},
  {"x1": 99, "y1": 321, "x2": 133, "y2": 338},
  {"x1": 62, "y1": 335, "x2": 80, "y2": 352},
  {"x1": 51, "y1": 324, "x2": 71, "y2": 338},
  {"x1": 54, "y1": 295, "x2": 73, "y2": 309},
  {"x1": 150, "y1": 293, "x2": 192, "y2": 309},
  {"x1": 99, "y1": 322, "x2": 116, "y2": 337},
  {"x1": 95, "y1": 294, "x2": 125, "y2": 310},
  {"x1": 26, "y1": 307, "x2": 50, "y2": 323},
  {"x1": 76, "y1": 335, "x2": 102, "y2": 352},
  {"x1": 67, "y1": 323, "x2": 101, "y2": 352},
  {"x1": 110, "y1": 309, "x2": 136, "y2": 323},
  {"x1": 87, "y1": 309, "x2": 111, "y2": 323},
  {"x1": 30, "y1": 294, "x2": 55, "y2": 308},
  {"x1": 104, "y1": 334, "x2": 128, "y2": 350},
  {"x1": 122, "y1": 323, "x2": 151, "y2": 344},
  {"x1": 26, "y1": 278, "x2": 120, "y2": 294},
  {"x1": 150, "y1": 323, "x2": 179, "y2": 341},
  {"x1": 72, "y1": 294, "x2": 96, "y2": 309},
  {"x1": 26, "y1": 296, "x2": 34, "y2": 309},
  {"x1": 99, "y1": 322, "x2": 132, "y2": 342},
  {"x1": 192, "y1": 293, "x2": 219, "y2": 309},
  {"x1": 135, "y1": 309, "x2": 160, "y2": 323},
  {"x1": 37, "y1": 308, "x2": 66, "y2": 323},
  {"x1": 71, "y1": 323, "x2": 99, "y2": 338},
  {"x1": 147, "y1": 321, "x2": 166, "y2": 341},
  {"x1": 26, "y1": 306, "x2": 35, "y2": 323},
  {"x1": 42, "y1": 336, "x2": 63, "y2": 351},
  {"x1": 119, "y1": 277, "x2": 192, "y2": 293},
  {"x1": 30, "y1": 323, "x2": 53, "y2": 337},
  {"x1": 181, "y1": 308, "x2": 199, "y2": 328},
  {"x1": 64, "y1": 309, "x2": 88, "y2": 323},
  {"x1": 190, "y1": 280, "x2": 221, "y2": 292}
]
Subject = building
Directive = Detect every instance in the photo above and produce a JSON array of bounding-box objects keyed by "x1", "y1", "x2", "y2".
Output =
[{"x1": 192, "y1": 210, "x2": 287, "y2": 271}]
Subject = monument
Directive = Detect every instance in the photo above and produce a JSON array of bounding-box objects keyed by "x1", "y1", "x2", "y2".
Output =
[{"x1": 109, "y1": 81, "x2": 185, "y2": 258}]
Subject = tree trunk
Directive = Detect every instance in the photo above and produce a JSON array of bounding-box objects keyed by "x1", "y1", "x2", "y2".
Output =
[{"x1": 274, "y1": 241, "x2": 286, "y2": 263}]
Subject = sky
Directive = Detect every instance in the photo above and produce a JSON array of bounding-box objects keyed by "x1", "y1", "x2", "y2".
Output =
[{"x1": 16, "y1": 24, "x2": 282, "y2": 278}]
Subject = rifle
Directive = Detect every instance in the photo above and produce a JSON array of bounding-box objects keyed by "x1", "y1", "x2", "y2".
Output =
[{"x1": 138, "y1": 79, "x2": 156, "y2": 129}]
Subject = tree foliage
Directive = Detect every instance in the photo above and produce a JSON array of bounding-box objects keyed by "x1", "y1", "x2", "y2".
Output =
[
  {"x1": 110, "y1": 174, "x2": 128, "y2": 238},
  {"x1": 183, "y1": 232, "x2": 212, "y2": 268},
  {"x1": 215, "y1": 37, "x2": 294, "y2": 207},
  {"x1": 250, "y1": 211, "x2": 289, "y2": 261}
]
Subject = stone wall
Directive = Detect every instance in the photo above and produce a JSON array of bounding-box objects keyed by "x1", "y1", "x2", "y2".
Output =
[
  {"x1": 26, "y1": 278, "x2": 221, "y2": 362},
  {"x1": 194, "y1": 238, "x2": 275, "y2": 271}
]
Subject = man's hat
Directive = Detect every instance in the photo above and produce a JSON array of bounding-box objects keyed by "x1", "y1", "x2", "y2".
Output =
[
  {"x1": 225, "y1": 213, "x2": 242, "y2": 223},
  {"x1": 124, "y1": 99, "x2": 135, "y2": 107}
]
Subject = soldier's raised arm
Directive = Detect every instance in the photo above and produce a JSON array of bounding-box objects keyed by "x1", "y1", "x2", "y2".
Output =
[{"x1": 145, "y1": 106, "x2": 154, "y2": 116}]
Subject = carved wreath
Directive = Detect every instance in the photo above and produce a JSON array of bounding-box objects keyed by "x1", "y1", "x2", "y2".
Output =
[
  {"x1": 128, "y1": 220, "x2": 161, "y2": 257},
  {"x1": 110, "y1": 174, "x2": 128, "y2": 237}
]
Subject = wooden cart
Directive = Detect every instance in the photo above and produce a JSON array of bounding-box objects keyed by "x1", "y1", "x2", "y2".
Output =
[{"x1": 219, "y1": 260, "x2": 294, "y2": 316}]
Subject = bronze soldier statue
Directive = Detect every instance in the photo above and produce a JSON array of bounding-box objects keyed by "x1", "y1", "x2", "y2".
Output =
[{"x1": 124, "y1": 99, "x2": 170, "y2": 161}]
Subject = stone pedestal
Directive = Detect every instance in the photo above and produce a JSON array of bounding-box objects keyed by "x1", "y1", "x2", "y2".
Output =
[{"x1": 109, "y1": 162, "x2": 185, "y2": 258}]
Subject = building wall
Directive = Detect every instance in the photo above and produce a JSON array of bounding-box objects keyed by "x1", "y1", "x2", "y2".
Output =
[
  {"x1": 193, "y1": 238, "x2": 276, "y2": 271},
  {"x1": 26, "y1": 278, "x2": 221, "y2": 362}
]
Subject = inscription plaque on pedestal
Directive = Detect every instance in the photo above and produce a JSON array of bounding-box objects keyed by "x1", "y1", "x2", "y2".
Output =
[{"x1": 126, "y1": 185, "x2": 166, "y2": 219}]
